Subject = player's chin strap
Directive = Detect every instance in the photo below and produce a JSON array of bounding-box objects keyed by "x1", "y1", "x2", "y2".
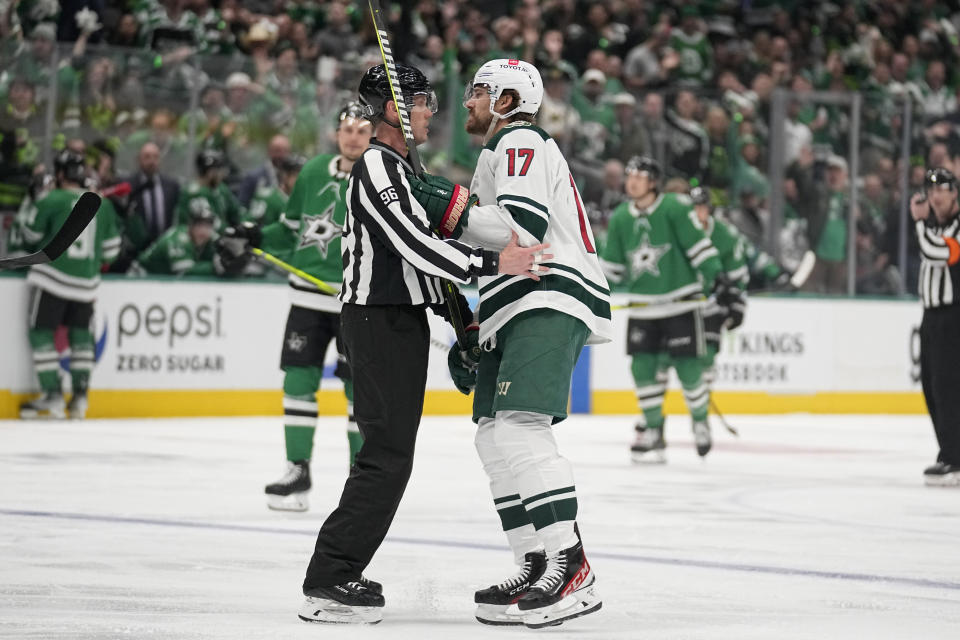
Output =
[{"x1": 482, "y1": 91, "x2": 524, "y2": 145}]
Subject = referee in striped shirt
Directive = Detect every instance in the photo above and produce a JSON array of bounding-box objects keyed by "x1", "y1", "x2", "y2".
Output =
[
  {"x1": 910, "y1": 167, "x2": 960, "y2": 487},
  {"x1": 299, "y1": 64, "x2": 551, "y2": 622}
]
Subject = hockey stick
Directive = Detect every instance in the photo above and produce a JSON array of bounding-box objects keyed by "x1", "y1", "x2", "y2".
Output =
[
  {"x1": 0, "y1": 191, "x2": 101, "y2": 270},
  {"x1": 367, "y1": 0, "x2": 470, "y2": 351},
  {"x1": 710, "y1": 397, "x2": 739, "y2": 436},
  {"x1": 250, "y1": 247, "x2": 339, "y2": 296},
  {"x1": 788, "y1": 249, "x2": 816, "y2": 289},
  {"x1": 611, "y1": 296, "x2": 707, "y2": 311}
]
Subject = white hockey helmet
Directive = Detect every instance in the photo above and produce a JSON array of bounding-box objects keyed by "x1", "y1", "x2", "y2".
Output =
[{"x1": 467, "y1": 58, "x2": 544, "y2": 119}]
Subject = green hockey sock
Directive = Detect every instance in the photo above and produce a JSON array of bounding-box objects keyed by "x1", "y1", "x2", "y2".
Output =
[
  {"x1": 29, "y1": 328, "x2": 60, "y2": 392},
  {"x1": 282, "y1": 366, "x2": 321, "y2": 462},
  {"x1": 68, "y1": 327, "x2": 94, "y2": 393},
  {"x1": 631, "y1": 352, "x2": 665, "y2": 429},
  {"x1": 675, "y1": 356, "x2": 709, "y2": 422}
]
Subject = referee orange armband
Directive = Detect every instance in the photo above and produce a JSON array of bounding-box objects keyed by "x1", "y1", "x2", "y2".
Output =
[{"x1": 945, "y1": 236, "x2": 960, "y2": 265}]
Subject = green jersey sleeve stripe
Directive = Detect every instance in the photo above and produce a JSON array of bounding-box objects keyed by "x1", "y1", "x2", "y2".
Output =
[
  {"x1": 497, "y1": 193, "x2": 549, "y2": 216},
  {"x1": 727, "y1": 265, "x2": 748, "y2": 281},
  {"x1": 690, "y1": 246, "x2": 719, "y2": 267},
  {"x1": 503, "y1": 203, "x2": 548, "y2": 241},
  {"x1": 686, "y1": 237, "x2": 712, "y2": 258}
]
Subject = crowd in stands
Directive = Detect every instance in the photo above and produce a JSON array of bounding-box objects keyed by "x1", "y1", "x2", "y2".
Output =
[{"x1": 4, "y1": 0, "x2": 960, "y2": 295}]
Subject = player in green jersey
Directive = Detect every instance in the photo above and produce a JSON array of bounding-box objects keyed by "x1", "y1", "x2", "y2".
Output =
[
  {"x1": 690, "y1": 186, "x2": 748, "y2": 390},
  {"x1": 242, "y1": 154, "x2": 305, "y2": 229},
  {"x1": 132, "y1": 202, "x2": 218, "y2": 276},
  {"x1": 173, "y1": 148, "x2": 243, "y2": 232},
  {"x1": 17, "y1": 150, "x2": 120, "y2": 420},
  {"x1": 599, "y1": 156, "x2": 728, "y2": 462},
  {"x1": 249, "y1": 102, "x2": 373, "y2": 512}
]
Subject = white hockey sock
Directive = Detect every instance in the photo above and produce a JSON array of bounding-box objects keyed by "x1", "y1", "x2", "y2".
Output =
[
  {"x1": 475, "y1": 417, "x2": 541, "y2": 563},
  {"x1": 494, "y1": 410, "x2": 579, "y2": 555}
]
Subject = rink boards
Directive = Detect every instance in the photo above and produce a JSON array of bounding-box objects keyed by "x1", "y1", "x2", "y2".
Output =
[{"x1": 0, "y1": 275, "x2": 925, "y2": 417}]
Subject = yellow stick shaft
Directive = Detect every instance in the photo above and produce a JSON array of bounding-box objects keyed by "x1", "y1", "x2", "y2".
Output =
[{"x1": 251, "y1": 248, "x2": 339, "y2": 296}]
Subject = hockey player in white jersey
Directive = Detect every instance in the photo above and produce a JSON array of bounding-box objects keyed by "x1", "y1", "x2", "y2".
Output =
[{"x1": 409, "y1": 59, "x2": 611, "y2": 629}]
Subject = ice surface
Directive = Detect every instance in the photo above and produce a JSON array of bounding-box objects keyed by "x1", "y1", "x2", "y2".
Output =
[{"x1": 1, "y1": 414, "x2": 958, "y2": 639}]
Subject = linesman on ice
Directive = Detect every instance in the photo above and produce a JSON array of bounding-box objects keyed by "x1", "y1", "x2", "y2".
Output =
[{"x1": 910, "y1": 167, "x2": 960, "y2": 487}]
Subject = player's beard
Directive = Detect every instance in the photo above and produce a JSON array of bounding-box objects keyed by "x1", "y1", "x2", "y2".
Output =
[{"x1": 465, "y1": 106, "x2": 493, "y2": 136}]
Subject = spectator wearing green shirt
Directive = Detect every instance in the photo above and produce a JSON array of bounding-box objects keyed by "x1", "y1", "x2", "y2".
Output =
[
  {"x1": 805, "y1": 155, "x2": 850, "y2": 294},
  {"x1": 572, "y1": 68, "x2": 616, "y2": 163},
  {"x1": 667, "y1": 5, "x2": 713, "y2": 88}
]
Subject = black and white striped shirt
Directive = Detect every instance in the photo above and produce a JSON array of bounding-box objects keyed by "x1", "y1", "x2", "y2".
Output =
[
  {"x1": 916, "y1": 216, "x2": 960, "y2": 308},
  {"x1": 339, "y1": 140, "x2": 499, "y2": 306}
]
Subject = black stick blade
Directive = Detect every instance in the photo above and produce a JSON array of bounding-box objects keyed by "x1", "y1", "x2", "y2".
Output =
[{"x1": 43, "y1": 192, "x2": 101, "y2": 261}]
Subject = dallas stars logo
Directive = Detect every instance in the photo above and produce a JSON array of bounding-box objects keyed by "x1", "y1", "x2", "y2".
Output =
[
  {"x1": 629, "y1": 236, "x2": 671, "y2": 277},
  {"x1": 287, "y1": 332, "x2": 308, "y2": 353},
  {"x1": 298, "y1": 205, "x2": 343, "y2": 258}
]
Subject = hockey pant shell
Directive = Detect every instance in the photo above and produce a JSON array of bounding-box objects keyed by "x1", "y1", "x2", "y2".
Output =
[
  {"x1": 472, "y1": 309, "x2": 590, "y2": 424},
  {"x1": 632, "y1": 353, "x2": 709, "y2": 424},
  {"x1": 303, "y1": 303, "x2": 428, "y2": 590},
  {"x1": 281, "y1": 366, "x2": 361, "y2": 465},
  {"x1": 475, "y1": 410, "x2": 579, "y2": 560},
  {"x1": 920, "y1": 304, "x2": 960, "y2": 466}
]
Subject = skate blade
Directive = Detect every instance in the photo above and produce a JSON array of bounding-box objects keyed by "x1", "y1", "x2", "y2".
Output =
[
  {"x1": 297, "y1": 596, "x2": 383, "y2": 624},
  {"x1": 267, "y1": 493, "x2": 309, "y2": 512},
  {"x1": 523, "y1": 585, "x2": 602, "y2": 629},
  {"x1": 19, "y1": 408, "x2": 66, "y2": 420},
  {"x1": 475, "y1": 603, "x2": 525, "y2": 626},
  {"x1": 924, "y1": 473, "x2": 960, "y2": 487},
  {"x1": 631, "y1": 449, "x2": 666, "y2": 464}
]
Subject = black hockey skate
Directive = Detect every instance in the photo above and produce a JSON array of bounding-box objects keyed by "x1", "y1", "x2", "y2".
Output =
[
  {"x1": 517, "y1": 541, "x2": 601, "y2": 629},
  {"x1": 630, "y1": 425, "x2": 666, "y2": 464},
  {"x1": 265, "y1": 460, "x2": 311, "y2": 511},
  {"x1": 19, "y1": 391, "x2": 66, "y2": 420},
  {"x1": 923, "y1": 461, "x2": 960, "y2": 487},
  {"x1": 67, "y1": 391, "x2": 88, "y2": 420},
  {"x1": 474, "y1": 551, "x2": 547, "y2": 626},
  {"x1": 693, "y1": 418, "x2": 712, "y2": 457},
  {"x1": 299, "y1": 580, "x2": 385, "y2": 624}
]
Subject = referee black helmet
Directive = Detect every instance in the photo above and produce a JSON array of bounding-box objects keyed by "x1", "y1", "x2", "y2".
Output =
[
  {"x1": 925, "y1": 167, "x2": 958, "y2": 192},
  {"x1": 358, "y1": 64, "x2": 437, "y2": 124}
]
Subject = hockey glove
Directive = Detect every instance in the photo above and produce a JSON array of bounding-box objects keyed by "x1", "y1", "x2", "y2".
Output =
[
  {"x1": 408, "y1": 173, "x2": 476, "y2": 239},
  {"x1": 215, "y1": 222, "x2": 262, "y2": 276},
  {"x1": 723, "y1": 291, "x2": 746, "y2": 330},
  {"x1": 447, "y1": 324, "x2": 481, "y2": 395},
  {"x1": 711, "y1": 274, "x2": 739, "y2": 309}
]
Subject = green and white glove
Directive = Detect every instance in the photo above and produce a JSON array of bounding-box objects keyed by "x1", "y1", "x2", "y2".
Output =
[
  {"x1": 408, "y1": 172, "x2": 476, "y2": 239},
  {"x1": 447, "y1": 324, "x2": 481, "y2": 395}
]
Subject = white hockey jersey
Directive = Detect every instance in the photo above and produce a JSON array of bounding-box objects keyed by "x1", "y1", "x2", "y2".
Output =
[{"x1": 460, "y1": 122, "x2": 613, "y2": 344}]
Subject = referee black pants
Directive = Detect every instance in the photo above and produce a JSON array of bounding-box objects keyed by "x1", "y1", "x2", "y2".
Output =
[
  {"x1": 303, "y1": 303, "x2": 430, "y2": 591},
  {"x1": 920, "y1": 304, "x2": 960, "y2": 466}
]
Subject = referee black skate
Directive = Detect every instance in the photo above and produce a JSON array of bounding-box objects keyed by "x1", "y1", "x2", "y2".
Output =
[
  {"x1": 911, "y1": 167, "x2": 960, "y2": 487},
  {"x1": 297, "y1": 63, "x2": 552, "y2": 624}
]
